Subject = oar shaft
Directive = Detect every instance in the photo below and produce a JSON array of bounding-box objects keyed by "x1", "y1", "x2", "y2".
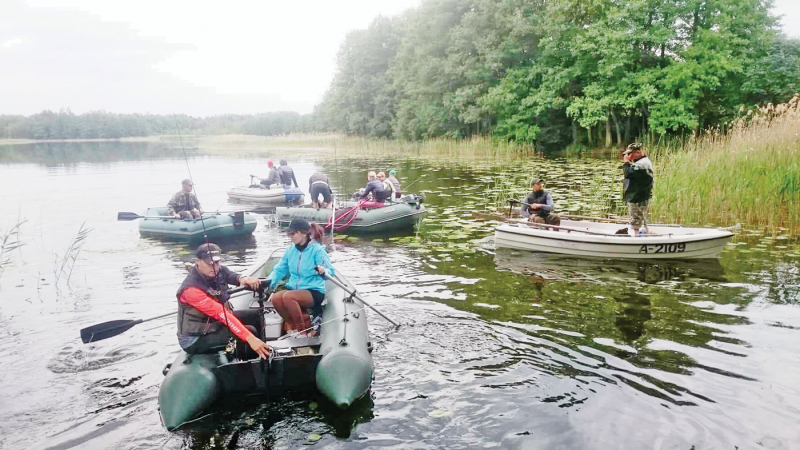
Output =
[{"x1": 324, "y1": 273, "x2": 400, "y2": 328}]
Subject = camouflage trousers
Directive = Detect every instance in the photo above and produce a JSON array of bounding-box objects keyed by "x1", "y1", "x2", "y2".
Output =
[
  {"x1": 628, "y1": 202, "x2": 649, "y2": 228},
  {"x1": 530, "y1": 214, "x2": 561, "y2": 226},
  {"x1": 178, "y1": 209, "x2": 201, "y2": 219}
]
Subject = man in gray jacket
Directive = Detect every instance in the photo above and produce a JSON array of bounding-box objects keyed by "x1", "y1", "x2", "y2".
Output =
[{"x1": 521, "y1": 179, "x2": 560, "y2": 226}]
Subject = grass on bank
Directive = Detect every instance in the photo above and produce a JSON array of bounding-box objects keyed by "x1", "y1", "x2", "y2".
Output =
[{"x1": 649, "y1": 94, "x2": 800, "y2": 233}]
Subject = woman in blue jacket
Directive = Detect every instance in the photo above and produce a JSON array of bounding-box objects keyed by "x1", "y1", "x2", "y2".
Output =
[{"x1": 267, "y1": 218, "x2": 335, "y2": 335}]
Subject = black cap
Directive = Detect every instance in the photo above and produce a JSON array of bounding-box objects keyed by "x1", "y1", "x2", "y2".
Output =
[
  {"x1": 530, "y1": 178, "x2": 543, "y2": 185},
  {"x1": 280, "y1": 159, "x2": 288, "y2": 166},
  {"x1": 287, "y1": 218, "x2": 310, "y2": 234},
  {"x1": 195, "y1": 243, "x2": 222, "y2": 262}
]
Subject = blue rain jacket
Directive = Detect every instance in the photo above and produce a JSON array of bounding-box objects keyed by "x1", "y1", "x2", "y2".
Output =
[{"x1": 267, "y1": 241, "x2": 335, "y2": 294}]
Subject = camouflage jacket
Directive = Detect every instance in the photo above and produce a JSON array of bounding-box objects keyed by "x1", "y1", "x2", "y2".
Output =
[{"x1": 167, "y1": 191, "x2": 201, "y2": 215}]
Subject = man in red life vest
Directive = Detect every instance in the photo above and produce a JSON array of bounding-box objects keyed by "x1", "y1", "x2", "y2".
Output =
[{"x1": 176, "y1": 243, "x2": 270, "y2": 359}]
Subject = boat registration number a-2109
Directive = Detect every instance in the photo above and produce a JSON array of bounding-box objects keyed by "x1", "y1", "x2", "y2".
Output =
[{"x1": 639, "y1": 243, "x2": 686, "y2": 254}]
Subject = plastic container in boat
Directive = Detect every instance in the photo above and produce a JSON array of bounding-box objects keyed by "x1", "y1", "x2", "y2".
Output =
[{"x1": 263, "y1": 309, "x2": 284, "y2": 339}]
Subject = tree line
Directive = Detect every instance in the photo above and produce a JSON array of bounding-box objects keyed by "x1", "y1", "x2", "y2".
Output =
[
  {"x1": 317, "y1": 0, "x2": 800, "y2": 148},
  {"x1": 0, "y1": 110, "x2": 319, "y2": 140}
]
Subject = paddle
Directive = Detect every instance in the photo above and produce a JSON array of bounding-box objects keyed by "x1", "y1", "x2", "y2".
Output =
[
  {"x1": 322, "y1": 272, "x2": 401, "y2": 329},
  {"x1": 80, "y1": 285, "x2": 255, "y2": 343}
]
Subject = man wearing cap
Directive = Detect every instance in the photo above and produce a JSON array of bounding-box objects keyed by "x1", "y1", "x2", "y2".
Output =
[
  {"x1": 387, "y1": 169, "x2": 402, "y2": 198},
  {"x1": 258, "y1": 160, "x2": 281, "y2": 189},
  {"x1": 167, "y1": 179, "x2": 203, "y2": 219},
  {"x1": 521, "y1": 179, "x2": 561, "y2": 226},
  {"x1": 176, "y1": 243, "x2": 271, "y2": 359},
  {"x1": 355, "y1": 171, "x2": 389, "y2": 202},
  {"x1": 622, "y1": 143, "x2": 654, "y2": 236}
]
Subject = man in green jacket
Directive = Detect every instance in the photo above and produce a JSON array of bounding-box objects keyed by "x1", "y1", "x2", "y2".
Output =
[{"x1": 622, "y1": 143, "x2": 654, "y2": 236}]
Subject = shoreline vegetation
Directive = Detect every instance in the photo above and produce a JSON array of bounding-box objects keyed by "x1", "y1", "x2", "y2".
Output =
[{"x1": 2, "y1": 96, "x2": 798, "y2": 233}]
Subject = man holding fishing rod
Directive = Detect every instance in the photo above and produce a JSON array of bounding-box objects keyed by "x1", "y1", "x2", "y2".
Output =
[{"x1": 176, "y1": 243, "x2": 271, "y2": 359}]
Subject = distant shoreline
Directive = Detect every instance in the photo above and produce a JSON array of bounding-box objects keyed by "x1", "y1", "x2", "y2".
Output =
[{"x1": 0, "y1": 136, "x2": 167, "y2": 146}]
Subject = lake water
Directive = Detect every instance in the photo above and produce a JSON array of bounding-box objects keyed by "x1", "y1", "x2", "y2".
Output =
[{"x1": 1, "y1": 141, "x2": 799, "y2": 449}]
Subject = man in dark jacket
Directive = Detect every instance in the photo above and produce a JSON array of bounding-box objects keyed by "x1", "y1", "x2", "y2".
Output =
[
  {"x1": 279, "y1": 159, "x2": 299, "y2": 188},
  {"x1": 309, "y1": 171, "x2": 333, "y2": 208},
  {"x1": 259, "y1": 160, "x2": 281, "y2": 189},
  {"x1": 176, "y1": 243, "x2": 270, "y2": 359},
  {"x1": 520, "y1": 179, "x2": 560, "y2": 225},
  {"x1": 622, "y1": 143, "x2": 654, "y2": 236},
  {"x1": 356, "y1": 171, "x2": 389, "y2": 202}
]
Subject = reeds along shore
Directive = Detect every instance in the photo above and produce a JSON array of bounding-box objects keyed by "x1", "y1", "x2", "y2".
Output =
[{"x1": 648, "y1": 94, "x2": 800, "y2": 234}]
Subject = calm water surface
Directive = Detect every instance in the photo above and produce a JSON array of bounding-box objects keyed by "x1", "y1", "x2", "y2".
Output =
[{"x1": 0, "y1": 142, "x2": 799, "y2": 449}]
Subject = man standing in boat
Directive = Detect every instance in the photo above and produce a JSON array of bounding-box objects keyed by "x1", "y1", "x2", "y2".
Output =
[
  {"x1": 622, "y1": 143, "x2": 654, "y2": 236},
  {"x1": 521, "y1": 178, "x2": 561, "y2": 226},
  {"x1": 309, "y1": 171, "x2": 333, "y2": 209},
  {"x1": 176, "y1": 243, "x2": 271, "y2": 359},
  {"x1": 258, "y1": 160, "x2": 281, "y2": 189},
  {"x1": 167, "y1": 179, "x2": 204, "y2": 219},
  {"x1": 279, "y1": 159, "x2": 299, "y2": 188}
]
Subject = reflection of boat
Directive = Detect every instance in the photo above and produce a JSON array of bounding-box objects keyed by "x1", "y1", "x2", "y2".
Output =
[
  {"x1": 158, "y1": 252, "x2": 373, "y2": 431},
  {"x1": 495, "y1": 219, "x2": 733, "y2": 259},
  {"x1": 227, "y1": 185, "x2": 305, "y2": 206},
  {"x1": 138, "y1": 207, "x2": 257, "y2": 241},
  {"x1": 493, "y1": 247, "x2": 727, "y2": 283},
  {"x1": 275, "y1": 194, "x2": 426, "y2": 234}
]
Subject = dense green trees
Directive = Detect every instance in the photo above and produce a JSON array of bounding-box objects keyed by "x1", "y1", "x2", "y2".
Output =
[
  {"x1": 0, "y1": 109, "x2": 317, "y2": 140},
  {"x1": 319, "y1": 0, "x2": 800, "y2": 148}
]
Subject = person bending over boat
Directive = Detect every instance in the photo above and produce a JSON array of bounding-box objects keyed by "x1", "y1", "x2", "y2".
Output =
[
  {"x1": 266, "y1": 219, "x2": 335, "y2": 336},
  {"x1": 167, "y1": 179, "x2": 204, "y2": 219},
  {"x1": 377, "y1": 171, "x2": 397, "y2": 201},
  {"x1": 387, "y1": 169, "x2": 402, "y2": 198},
  {"x1": 622, "y1": 143, "x2": 654, "y2": 236},
  {"x1": 279, "y1": 159, "x2": 299, "y2": 188},
  {"x1": 355, "y1": 171, "x2": 390, "y2": 203},
  {"x1": 309, "y1": 171, "x2": 333, "y2": 209},
  {"x1": 176, "y1": 243, "x2": 271, "y2": 359},
  {"x1": 521, "y1": 179, "x2": 561, "y2": 226},
  {"x1": 258, "y1": 160, "x2": 281, "y2": 189}
]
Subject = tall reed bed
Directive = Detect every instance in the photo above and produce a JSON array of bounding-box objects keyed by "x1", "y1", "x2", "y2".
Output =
[
  {"x1": 197, "y1": 134, "x2": 533, "y2": 159},
  {"x1": 650, "y1": 94, "x2": 800, "y2": 233}
]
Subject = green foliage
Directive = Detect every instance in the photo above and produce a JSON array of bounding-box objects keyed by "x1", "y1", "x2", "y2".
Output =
[
  {"x1": 0, "y1": 110, "x2": 318, "y2": 140},
  {"x1": 317, "y1": 0, "x2": 800, "y2": 147}
]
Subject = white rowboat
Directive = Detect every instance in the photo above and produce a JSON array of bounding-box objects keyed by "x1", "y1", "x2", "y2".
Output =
[{"x1": 494, "y1": 219, "x2": 734, "y2": 259}]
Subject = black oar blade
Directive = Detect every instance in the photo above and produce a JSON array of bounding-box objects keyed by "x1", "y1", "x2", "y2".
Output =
[
  {"x1": 81, "y1": 319, "x2": 139, "y2": 343},
  {"x1": 117, "y1": 212, "x2": 144, "y2": 221}
]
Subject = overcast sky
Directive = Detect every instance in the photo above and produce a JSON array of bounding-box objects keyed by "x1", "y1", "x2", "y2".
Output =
[{"x1": 1, "y1": 0, "x2": 798, "y2": 117}]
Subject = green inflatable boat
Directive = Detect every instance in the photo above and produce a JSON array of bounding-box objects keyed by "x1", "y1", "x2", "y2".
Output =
[
  {"x1": 274, "y1": 194, "x2": 425, "y2": 234},
  {"x1": 158, "y1": 253, "x2": 374, "y2": 431},
  {"x1": 138, "y1": 207, "x2": 258, "y2": 241}
]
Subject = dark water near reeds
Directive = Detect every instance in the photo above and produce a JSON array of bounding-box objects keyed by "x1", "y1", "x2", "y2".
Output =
[{"x1": 1, "y1": 141, "x2": 799, "y2": 449}]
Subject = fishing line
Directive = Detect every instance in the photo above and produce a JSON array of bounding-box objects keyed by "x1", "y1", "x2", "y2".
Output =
[{"x1": 173, "y1": 115, "x2": 235, "y2": 345}]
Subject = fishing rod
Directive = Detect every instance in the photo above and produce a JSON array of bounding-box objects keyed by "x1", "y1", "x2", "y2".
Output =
[{"x1": 403, "y1": 174, "x2": 426, "y2": 191}]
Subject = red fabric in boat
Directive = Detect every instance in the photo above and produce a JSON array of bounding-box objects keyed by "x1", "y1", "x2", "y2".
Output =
[{"x1": 360, "y1": 201, "x2": 386, "y2": 209}]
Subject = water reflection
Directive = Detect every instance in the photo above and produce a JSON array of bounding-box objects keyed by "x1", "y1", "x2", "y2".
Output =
[
  {"x1": 1, "y1": 143, "x2": 799, "y2": 449},
  {"x1": 0, "y1": 141, "x2": 187, "y2": 166}
]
